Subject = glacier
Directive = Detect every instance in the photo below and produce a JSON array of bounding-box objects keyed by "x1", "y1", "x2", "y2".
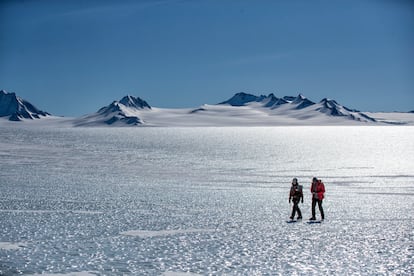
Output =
[{"x1": 0, "y1": 126, "x2": 413, "y2": 275}]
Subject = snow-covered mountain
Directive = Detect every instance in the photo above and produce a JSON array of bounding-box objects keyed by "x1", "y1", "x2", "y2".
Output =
[
  {"x1": 74, "y1": 95, "x2": 151, "y2": 126},
  {"x1": 50, "y1": 92, "x2": 413, "y2": 126},
  {"x1": 218, "y1": 92, "x2": 313, "y2": 109},
  {"x1": 219, "y1": 92, "x2": 267, "y2": 106},
  {"x1": 219, "y1": 92, "x2": 312, "y2": 108},
  {"x1": 0, "y1": 90, "x2": 49, "y2": 121},
  {"x1": 215, "y1": 92, "x2": 377, "y2": 123},
  {"x1": 2, "y1": 90, "x2": 413, "y2": 126},
  {"x1": 315, "y1": 98, "x2": 376, "y2": 122}
]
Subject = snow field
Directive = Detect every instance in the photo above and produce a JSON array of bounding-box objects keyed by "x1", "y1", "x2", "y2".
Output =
[{"x1": 0, "y1": 126, "x2": 413, "y2": 275}]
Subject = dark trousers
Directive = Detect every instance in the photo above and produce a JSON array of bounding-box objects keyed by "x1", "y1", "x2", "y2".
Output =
[
  {"x1": 290, "y1": 198, "x2": 302, "y2": 219},
  {"x1": 312, "y1": 198, "x2": 324, "y2": 219}
]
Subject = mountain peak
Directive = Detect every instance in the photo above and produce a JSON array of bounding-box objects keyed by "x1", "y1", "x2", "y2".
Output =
[
  {"x1": 295, "y1": 93, "x2": 306, "y2": 100},
  {"x1": 320, "y1": 98, "x2": 336, "y2": 104},
  {"x1": 0, "y1": 89, "x2": 50, "y2": 121},
  {"x1": 82, "y1": 95, "x2": 152, "y2": 126},
  {"x1": 262, "y1": 93, "x2": 279, "y2": 107},
  {"x1": 1, "y1": 90, "x2": 14, "y2": 96},
  {"x1": 219, "y1": 92, "x2": 262, "y2": 106},
  {"x1": 319, "y1": 98, "x2": 358, "y2": 112},
  {"x1": 119, "y1": 95, "x2": 151, "y2": 109},
  {"x1": 292, "y1": 94, "x2": 304, "y2": 103},
  {"x1": 292, "y1": 94, "x2": 315, "y2": 109}
]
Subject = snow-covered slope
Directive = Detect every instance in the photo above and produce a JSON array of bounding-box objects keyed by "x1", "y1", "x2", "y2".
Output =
[
  {"x1": 365, "y1": 112, "x2": 414, "y2": 125},
  {"x1": 74, "y1": 95, "x2": 151, "y2": 126},
  {"x1": 0, "y1": 90, "x2": 50, "y2": 121}
]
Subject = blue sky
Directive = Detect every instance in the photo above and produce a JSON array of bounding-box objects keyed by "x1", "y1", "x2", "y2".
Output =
[{"x1": 1, "y1": 0, "x2": 413, "y2": 116}]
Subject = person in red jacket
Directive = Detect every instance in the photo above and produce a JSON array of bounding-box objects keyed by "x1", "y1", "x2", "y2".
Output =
[{"x1": 310, "y1": 177, "x2": 325, "y2": 220}]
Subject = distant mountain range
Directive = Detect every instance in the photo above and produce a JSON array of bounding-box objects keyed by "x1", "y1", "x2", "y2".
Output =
[
  {"x1": 218, "y1": 92, "x2": 376, "y2": 121},
  {"x1": 73, "y1": 92, "x2": 382, "y2": 126},
  {"x1": 0, "y1": 90, "x2": 413, "y2": 126}
]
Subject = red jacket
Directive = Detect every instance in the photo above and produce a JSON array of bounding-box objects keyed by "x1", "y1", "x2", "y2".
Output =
[{"x1": 311, "y1": 180, "x2": 325, "y2": 200}]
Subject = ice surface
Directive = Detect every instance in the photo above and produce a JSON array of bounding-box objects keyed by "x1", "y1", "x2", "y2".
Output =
[
  {"x1": 121, "y1": 229, "x2": 216, "y2": 238},
  {"x1": 0, "y1": 209, "x2": 103, "y2": 214},
  {"x1": 0, "y1": 242, "x2": 28, "y2": 250},
  {"x1": 0, "y1": 126, "x2": 413, "y2": 275},
  {"x1": 162, "y1": 272, "x2": 202, "y2": 276},
  {"x1": 32, "y1": 272, "x2": 97, "y2": 276}
]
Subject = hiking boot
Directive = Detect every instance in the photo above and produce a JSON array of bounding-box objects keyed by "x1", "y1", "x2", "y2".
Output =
[
  {"x1": 289, "y1": 216, "x2": 294, "y2": 220},
  {"x1": 297, "y1": 216, "x2": 302, "y2": 220},
  {"x1": 309, "y1": 217, "x2": 316, "y2": 221}
]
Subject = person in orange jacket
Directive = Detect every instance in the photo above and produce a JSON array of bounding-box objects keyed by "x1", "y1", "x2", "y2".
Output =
[
  {"x1": 289, "y1": 178, "x2": 303, "y2": 220},
  {"x1": 310, "y1": 177, "x2": 325, "y2": 220}
]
